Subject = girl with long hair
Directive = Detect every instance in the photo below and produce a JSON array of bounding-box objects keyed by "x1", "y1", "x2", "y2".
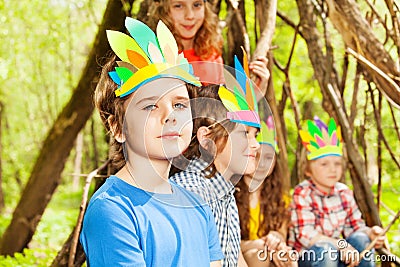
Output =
[{"x1": 235, "y1": 117, "x2": 295, "y2": 267}]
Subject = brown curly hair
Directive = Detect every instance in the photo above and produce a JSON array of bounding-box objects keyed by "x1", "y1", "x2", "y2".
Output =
[
  {"x1": 145, "y1": 0, "x2": 223, "y2": 60},
  {"x1": 170, "y1": 84, "x2": 237, "y2": 177},
  {"x1": 235, "y1": 157, "x2": 290, "y2": 240}
]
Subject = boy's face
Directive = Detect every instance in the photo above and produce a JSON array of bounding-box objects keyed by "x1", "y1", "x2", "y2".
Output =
[
  {"x1": 306, "y1": 155, "x2": 343, "y2": 193},
  {"x1": 214, "y1": 124, "x2": 260, "y2": 178},
  {"x1": 123, "y1": 78, "x2": 192, "y2": 161},
  {"x1": 169, "y1": 0, "x2": 205, "y2": 41}
]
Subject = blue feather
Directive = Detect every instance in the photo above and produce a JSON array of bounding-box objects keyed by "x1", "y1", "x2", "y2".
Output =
[
  {"x1": 108, "y1": 71, "x2": 121, "y2": 86},
  {"x1": 234, "y1": 55, "x2": 247, "y2": 95}
]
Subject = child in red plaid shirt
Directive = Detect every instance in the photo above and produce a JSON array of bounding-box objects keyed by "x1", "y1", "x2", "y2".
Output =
[{"x1": 288, "y1": 117, "x2": 386, "y2": 267}]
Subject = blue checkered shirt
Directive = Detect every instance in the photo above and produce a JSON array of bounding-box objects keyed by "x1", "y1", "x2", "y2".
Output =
[{"x1": 170, "y1": 158, "x2": 241, "y2": 267}]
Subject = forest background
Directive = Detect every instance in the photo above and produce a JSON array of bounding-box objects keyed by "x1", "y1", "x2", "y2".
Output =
[{"x1": 0, "y1": 0, "x2": 399, "y2": 266}]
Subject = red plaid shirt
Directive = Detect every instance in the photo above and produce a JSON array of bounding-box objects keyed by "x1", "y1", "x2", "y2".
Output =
[{"x1": 288, "y1": 179, "x2": 367, "y2": 252}]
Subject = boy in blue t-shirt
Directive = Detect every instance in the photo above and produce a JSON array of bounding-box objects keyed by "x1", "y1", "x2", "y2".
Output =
[{"x1": 80, "y1": 18, "x2": 223, "y2": 267}]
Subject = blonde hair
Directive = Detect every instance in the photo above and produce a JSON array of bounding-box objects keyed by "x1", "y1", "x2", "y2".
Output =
[{"x1": 145, "y1": 0, "x2": 223, "y2": 60}]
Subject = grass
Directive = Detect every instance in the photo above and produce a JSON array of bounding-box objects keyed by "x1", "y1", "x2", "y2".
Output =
[{"x1": 0, "y1": 185, "x2": 82, "y2": 266}]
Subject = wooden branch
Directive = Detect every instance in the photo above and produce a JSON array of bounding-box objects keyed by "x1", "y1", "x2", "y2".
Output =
[
  {"x1": 389, "y1": 103, "x2": 400, "y2": 141},
  {"x1": 380, "y1": 200, "x2": 397, "y2": 217},
  {"x1": 227, "y1": 0, "x2": 250, "y2": 55},
  {"x1": 326, "y1": 0, "x2": 400, "y2": 108},
  {"x1": 252, "y1": 0, "x2": 277, "y2": 59},
  {"x1": 384, "y1": 0, "x2": 400, "y2": 59},
  {"x1": 68, "y1": 159, "x2": 111, "y2": 267},
  {"x1": 349, "y1": 65, "x2": 361, "y2": 131},
  {"x1": 376, "y1": 92, "x2": 383, "y2": 211},
  {"x1": 363, "y1": 0, "x2": 388, "y2": 30},
  {"x1": 347, "y1": 47, "x2": 400, "y2": 107},
  {"x1": 327, "y1": 83, "x2": 381, "y2": 225},
  {"x1": 369, "y1": 88, "x2": 400, "y2": 169}
]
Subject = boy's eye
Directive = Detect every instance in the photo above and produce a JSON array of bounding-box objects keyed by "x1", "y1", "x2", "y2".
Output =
[
  {"x1": 143, "y1": 104, "x2": 157, "y2": 111},
  {"x1": 174, "y1": 102, "x2": 188, "y2": 109},
  {"x1": 194, "y1": 1, "x2": 204, "y2": 8}
]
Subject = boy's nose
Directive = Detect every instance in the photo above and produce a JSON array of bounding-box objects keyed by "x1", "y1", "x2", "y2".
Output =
[
  {"x1": 164, "y1": 111, "x2": 177, "y2": 125},
  {"x1": 249, "y1": 137, "x2": 261, "y2": 151}
]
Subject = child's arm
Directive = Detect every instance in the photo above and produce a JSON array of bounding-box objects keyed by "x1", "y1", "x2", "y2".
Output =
[
  {"x1": 206, "y1": 204, "x2": 225, "y2": 266},
  {"x1": 238, "y1": 250, "x2": 249, "y2": 267},
  {"x1": 81, "y1": 199, "x2": 146, "y2": 266},
  {"x1": 241, "y1": 238, "x2": 266, "y2": 253}
]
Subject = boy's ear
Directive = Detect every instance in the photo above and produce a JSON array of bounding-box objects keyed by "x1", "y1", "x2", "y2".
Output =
[
  {"x1": 107, "y1": 115, "x2": 125, "y2": 143},
  {"x1": 197, "y1": 126, "x2": 211, "y2": 149},
  {"x1": 304, "y1": 162, "x2": 312, "y2": 178}
]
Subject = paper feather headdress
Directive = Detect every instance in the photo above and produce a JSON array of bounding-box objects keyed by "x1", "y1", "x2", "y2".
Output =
[
  {"x1": 218, "y1": 49, "x2": 260, "y2": 128},
  {"x1": 106, "y1": 18, "x2": 201, "y2": 97},
  {"x1": 299, "y1": 116, "x2": 343, "y2": 160},
  {"x1": 256, "y1": 116, "x2": 278, "y2": 151}
]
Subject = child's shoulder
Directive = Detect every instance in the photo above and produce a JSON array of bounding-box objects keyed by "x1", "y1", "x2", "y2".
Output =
[
  {"x1": 170, "y1": 181, "x2": 209, "y2": 207},
  {"x1": 334, "y1": 181, "x2": 351, "y2": 192},
  {"x1": 293, "y1": 179, "x2": 313, "y2": 195},
  {"x1": 88, "y1": 176, "x2": 152, "y2": 211},
  {"x1": 170, "y1": 169, "x2": 208, "y2": 187},
  {"x1": 334, "y1": 182, "x2": 356, "y2": 201}
]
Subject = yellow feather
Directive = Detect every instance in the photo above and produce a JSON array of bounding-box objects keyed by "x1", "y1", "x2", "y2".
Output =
[{"x1": 218, "y1": 86, "x2": 240, "y2": 112}]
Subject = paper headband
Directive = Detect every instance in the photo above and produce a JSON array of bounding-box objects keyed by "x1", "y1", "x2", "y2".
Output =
[
  {"x1": 299, "y1": 117, "x2": 343, "y2": 160},
  {"x1": 256, "y1": 116, "x2": 278, "y2": 151},
  {"x1": 107, "y1": 18, "x2": 201, "y2": 97},
  {"x1": 218, "y1": 49, "x2": 260, "y2": 128}
]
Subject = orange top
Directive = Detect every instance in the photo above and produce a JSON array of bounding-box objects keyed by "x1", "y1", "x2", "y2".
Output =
[{"x1": 183, "y1": 49, "x2": 225, "y2": 85}]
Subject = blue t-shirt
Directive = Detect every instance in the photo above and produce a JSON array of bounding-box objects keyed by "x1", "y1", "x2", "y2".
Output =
[{"x1": 80, "y1": 176, "x2": 223, "y2": 267}]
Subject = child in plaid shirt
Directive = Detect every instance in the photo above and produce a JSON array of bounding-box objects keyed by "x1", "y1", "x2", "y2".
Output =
[{"x1": 289, "y1": 117, "x2": 386, "y2": 267}]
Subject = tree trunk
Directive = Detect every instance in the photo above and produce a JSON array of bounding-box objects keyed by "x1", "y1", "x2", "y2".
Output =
[
  {"x1": 72, "y1": 132, "x2": 84, "y2": 192},
  {"x1": 0, "y1": 101, "x2": 4, "y2": 213},
  {"x1": 250, "y1": 0, "x2": 291, "y2": 194},
  {"x1": 296, "y1": 0, "x2": 381, "y2": 226},
  {"x1": 226, "y1": 0, "x2": 247, "y2": 66},
  {"x1": 0, "y1": 0, "x2": 135, "y2": 256},
  {"x1": 326, "y1": 0, "x2": 400, "y2": 108}
]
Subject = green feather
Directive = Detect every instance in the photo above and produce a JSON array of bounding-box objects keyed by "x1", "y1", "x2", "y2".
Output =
[
  {"x1": 328, "y1": 118, "x2": 336, "y2": 136},
  {"x1": 308, "y1": 120, "x2": 322, "y2": 138},
  {"x1": 234, "y1": 86, "x2": 249, "y2": 110},
  {"x1": 310, "y1": 140, "x2": 320, "y2": 149},
  {"x1": 115, "y1": 67, "x2": 133, "y2": 83}
]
